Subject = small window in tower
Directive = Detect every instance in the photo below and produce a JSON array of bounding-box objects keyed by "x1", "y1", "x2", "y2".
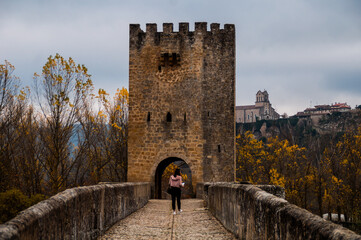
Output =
[
  {"x1": 158, "y1": 66, "x2": 161, "y2": 71},
  {"x1": 160, "y1": 53, "x2": 180, "y2": 67},
  {"x1": 147, "y1": 112, "x2": 151, "y2": 122},
  {"x1": 169, "y1": 53, "x2": 177, "y2": 66},
  {"x1": 218, "y1": 145, "x2": 221, "y2": 153},
  {"x1": 184, "y1": 113, "x2": 187, "y2": 122},
  {"x1": 208, "y1": 112, "x2": 210, "y2": 117},
  {"x1": 160, "y1": 53, "x2": 167, "y2": 66},
  {"x1": 166, "y1": 112, "x2": 172, "y2": 122}
]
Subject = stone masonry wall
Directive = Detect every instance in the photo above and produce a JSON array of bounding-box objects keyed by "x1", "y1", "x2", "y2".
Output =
[
  {"x1": 128, "y1": 22, "x2": 235, "y2": 189},
  {"x1": 0, "y1": 183, "x2": 151, "y2": 240},
  {"x1": 203, "y1": 182, "x2": 361, "y2": 240},
  {"x1": 196, "y1": 182, "x2": 285, "y2": 199}
]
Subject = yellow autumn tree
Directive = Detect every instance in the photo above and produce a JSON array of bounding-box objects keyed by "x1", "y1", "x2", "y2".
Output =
[
  {"x1": 0, "y1": 61, "x2": 31, "y2": 192},
  {"x1": 268, "y1": 137, "x2": 311, "y2": 208},
  {"x1": 236, "y1": 131, "x2": 267, "y2": 183},
  {"x1": 33, "y1": 54, "x2": 93, "y2": 194},
  {"x1": 16, "y1": 104, "x2": 45, "y2": 196},
  {"x1": 322, "y1": 127, "x2": 361, "y2": 224},
  {"x1": 236, "y1": 132, "x2": 312, "y2": 208},
  {"x1": 77, "y1": 88, "x2": 129, "y2": 184}
]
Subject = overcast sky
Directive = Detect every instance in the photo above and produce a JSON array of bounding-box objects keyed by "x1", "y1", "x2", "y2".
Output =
[{"x1": 1, "y1": 0, "x2": 361, "y2": 115}]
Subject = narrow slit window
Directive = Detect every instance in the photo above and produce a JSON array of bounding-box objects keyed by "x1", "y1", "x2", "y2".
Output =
[
  {"x1": 184, "y1": 113, "x2": 186, "y2": 122},
  {"x1": 166, "y1": 112, "x2": 172, "y2": 122},
  {"x1": 171, "y1": 53, "x2": 177, "y2": 66},
  {"x1": 147, "y1": 112, "x2": 151, "y2": 122},
  {"x1": 218, "y1": 145, "x2": 221, "y2": 153}
]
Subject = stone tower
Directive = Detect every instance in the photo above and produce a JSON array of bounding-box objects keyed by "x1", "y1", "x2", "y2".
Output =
[
  {"x1": 255, "y1": 90, "x2": 269, "y2": 106},
  {"x1": 128, "y1": 22, "x2": 235, "y2": 197}
]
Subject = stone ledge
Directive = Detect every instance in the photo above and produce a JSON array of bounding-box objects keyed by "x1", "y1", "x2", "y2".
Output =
[
  {"x1": 196, "y1": 182, "x2": 285, "y2": 200},
  {"x1": 0, "y1": 182, "x2": 151, "y2": 240},
  {"x1": 202, "y1": 182, "x2": 361, "y2": 240}
]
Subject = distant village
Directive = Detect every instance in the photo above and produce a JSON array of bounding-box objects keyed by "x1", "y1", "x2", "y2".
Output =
[{"x1": 236, "y1": 90, "x2": 354, "y2": 123}]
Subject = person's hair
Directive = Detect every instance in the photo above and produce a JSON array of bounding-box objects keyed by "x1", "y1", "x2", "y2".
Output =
[{"x1": 174, "y1": 168, "x2": 181, "y2": 177}]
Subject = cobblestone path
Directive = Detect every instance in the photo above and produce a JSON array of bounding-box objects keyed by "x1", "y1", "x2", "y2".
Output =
[{"x1": 99, "y1": 199, "x2": 236, "y2": 240}]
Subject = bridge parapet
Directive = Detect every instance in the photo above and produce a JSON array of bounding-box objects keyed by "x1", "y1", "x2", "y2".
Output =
[
  {"x1": 0, "y1": 182, "x2": 151, "y2": 240},
  {"x1": 196, "y1": 182, "x2": 285, "y2": 199},
  {"x1": 201, "y1": 182, "x2": 361, "y2": 239}
]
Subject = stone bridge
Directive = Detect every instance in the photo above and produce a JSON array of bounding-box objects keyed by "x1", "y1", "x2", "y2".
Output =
[{"x1": 0, "y1": 182, "x2": 360, "y2": 239}]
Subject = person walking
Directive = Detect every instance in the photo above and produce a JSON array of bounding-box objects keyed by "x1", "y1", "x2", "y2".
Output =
[{"x1": 169, "y1": 168, "x2": 184, "y2": 215}]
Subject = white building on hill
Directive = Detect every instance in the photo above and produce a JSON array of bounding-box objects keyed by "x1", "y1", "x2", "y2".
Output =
[{"x1": 236, "y1": 90, "x2": 280, "y2": 123}]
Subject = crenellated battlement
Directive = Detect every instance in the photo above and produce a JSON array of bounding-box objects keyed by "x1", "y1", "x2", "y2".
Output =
[{"x1": 129, "y1": 22, "x2": 235, "y2": 36}]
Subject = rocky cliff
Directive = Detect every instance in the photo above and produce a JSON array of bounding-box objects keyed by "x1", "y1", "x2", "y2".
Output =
[{"x1": 237, "y1": 110, "x2": 361, "y2": 147}]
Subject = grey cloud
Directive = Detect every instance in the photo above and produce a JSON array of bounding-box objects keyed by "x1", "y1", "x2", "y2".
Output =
[
  {"x1": 1, "y1": 0, "x2": 361, "y2": 115},
  {"x1": 326, "y1": 71, "x2": 361, "y2": 94}
]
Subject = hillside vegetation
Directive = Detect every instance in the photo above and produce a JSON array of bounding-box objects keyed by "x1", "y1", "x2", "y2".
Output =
[{"x1": 236, "y1": 112, "x2": 361, "y2": 233}]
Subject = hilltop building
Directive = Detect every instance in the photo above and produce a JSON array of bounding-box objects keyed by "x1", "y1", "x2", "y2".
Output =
[
  {"x1": 295, "y1": 102, "x2": 351, "y2": 118},
  {"x1": 236, "y1": 90, "x2": 280, "y2": 123}
]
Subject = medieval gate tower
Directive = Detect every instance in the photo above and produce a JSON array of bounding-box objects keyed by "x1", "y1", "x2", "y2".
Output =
[{"x1": 128, "y1": 22, "x2": 235, "y2": 197}]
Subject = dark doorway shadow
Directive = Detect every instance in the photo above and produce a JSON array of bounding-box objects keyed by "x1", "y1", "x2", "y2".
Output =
[{"x1": 154, "y1": 157, "x2": 193, "y2": 199}]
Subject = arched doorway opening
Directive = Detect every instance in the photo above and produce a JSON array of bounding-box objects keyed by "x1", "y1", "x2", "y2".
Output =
[{"x1": 154, "y1": 157, "x2": 193, "y2": 199}]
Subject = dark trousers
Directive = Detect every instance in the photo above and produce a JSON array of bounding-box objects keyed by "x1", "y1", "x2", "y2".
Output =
[{"x1": 171, "y1": 187, "x2": 181, "y2": 211}]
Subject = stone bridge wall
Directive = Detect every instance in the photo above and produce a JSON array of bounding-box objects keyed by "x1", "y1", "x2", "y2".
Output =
[
  {"x1": 201, "y1": 182, "x2": 361, "y2": 240},
  {"x1": 0, "y1": 182, "x2": 151, "y2": 240}
]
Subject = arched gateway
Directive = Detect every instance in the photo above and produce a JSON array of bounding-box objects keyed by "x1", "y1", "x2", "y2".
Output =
[
  {"x1": 128, "y1": 22, "x2": 236, "y2": 197},
  {"x1": 154, "y1": 157, "x2": 193, "y2": 199}
]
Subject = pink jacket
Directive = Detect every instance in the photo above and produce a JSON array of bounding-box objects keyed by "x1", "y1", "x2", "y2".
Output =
[{"x1": 169, "y1": 175, "x2": 183, "y2": 188}]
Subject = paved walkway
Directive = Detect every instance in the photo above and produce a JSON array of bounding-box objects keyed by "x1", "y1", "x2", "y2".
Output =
[{"x1": 99, "y1": 199, "x2": 236, "y2": 240}]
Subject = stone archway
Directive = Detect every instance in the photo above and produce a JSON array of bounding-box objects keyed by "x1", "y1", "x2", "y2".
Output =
[{"x1": 154, "y1": 157, "x2": 193, "y2": 199}]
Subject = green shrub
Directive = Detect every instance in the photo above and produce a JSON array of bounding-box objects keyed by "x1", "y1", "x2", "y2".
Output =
[
  {"x1": 255, "y1": 120, "x2": 266, "y2": 130},
  {"x1": 0, "y1": 189, "x2": 47, "y2": 223},
  {"x1": 29, "y1": 194, "x2": 47, "y2": 206},
  {"x1": 289, "y1": 117, "x2": 299, "y2": 126}
]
